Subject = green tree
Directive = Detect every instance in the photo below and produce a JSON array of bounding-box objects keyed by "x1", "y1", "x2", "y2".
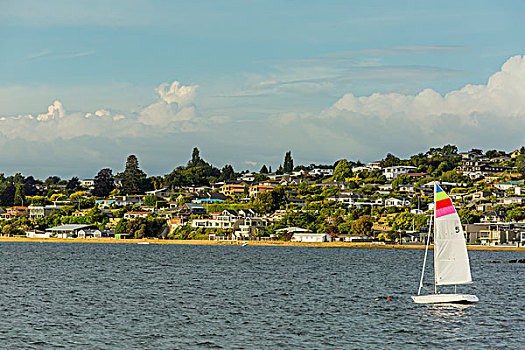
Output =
[
  {"x1": 93, "y1": 168, "x2": 115, "y2": 197},
  {"x1": 260, "y1": 165, "x2": 269, "y2": 174},
  {"x1": 119, "y1": 155, "x2": 147, "y2": 195},
  {"x1": 66, "y1": 177, "x2": 81, "y2": 191},
  {"x1": 188, "y1": 147, "x2": 203, "y2": 168},
  {"x1": 381, "y1": 153, "x2": 400, "y2": 167},
  {"x1": 283, "y1": 151, "x2": 294, "y2": 173},
  {"x1": 333, "y1": 159, "x2": 353, "y2": 181},
  {"x1": 144, "y1": 195, "x2": 161, "y2": 206},
  {"x1": 14, "y1": 184, "x2": 25, "y2": 206},
  {"x1": 516, "y1": 154, "x2": 525, "y2": 177},
  {"x1": 351, "y1": 215, "x2": 373, "y2": 236},
  {"x1": 0, "y1": 183, "x2": 16, "y2": 207},
  {"x1": 219, "y1": 165, "x2": 235, "y2": 181}
]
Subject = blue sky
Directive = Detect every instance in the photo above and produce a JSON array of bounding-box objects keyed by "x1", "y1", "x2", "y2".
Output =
[{"x1": 1, "y1": 0, "x2": 525, "y2": 178}]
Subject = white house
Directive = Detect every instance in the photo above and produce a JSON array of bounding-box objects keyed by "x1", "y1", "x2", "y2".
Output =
[
  {"x1": 385, "y1": 197, "x2": 411, "y2": 208},
  {"x1": 291, "y1": 233, "x2": 333, "y2": 242},
  {"x1": 310, "y1": 168, "x2": 334, "y2": 177},
  {"x1": 145, "y1": 188, "x2": 170, "y2": 198},
  {"x1": 80, "y1": 179, "x2": 95, "y2": 189},
  {"x1": 124, "y1": 211, "x2": 150, "y2": 219},
  {"x1": 383, "y1": 166, "x2": 417, "y2": 180}
]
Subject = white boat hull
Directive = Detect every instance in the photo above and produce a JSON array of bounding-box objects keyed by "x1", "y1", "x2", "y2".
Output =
[{"x1": 411, "y1": 294, "x2": 479, "y2": 304}]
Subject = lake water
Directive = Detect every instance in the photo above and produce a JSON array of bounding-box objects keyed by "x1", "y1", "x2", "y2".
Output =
[{"x1": 1, "y1": 242, "x2": 524, "y2": 349}]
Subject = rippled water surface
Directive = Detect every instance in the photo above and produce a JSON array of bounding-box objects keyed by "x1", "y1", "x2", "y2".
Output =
[{"x1": 1, "y1": 242, "x2": 524, "y2": 349}]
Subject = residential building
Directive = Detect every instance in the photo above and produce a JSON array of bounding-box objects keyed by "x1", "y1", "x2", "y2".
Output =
[
  {"x1": 29, "y1": 204, "x2": 63, "y2": 219},
  {"x1": 385, "y1": 197, "x2": 411, "y2": 208},
  {"x1": 220, "y1": 184, "x2": 246, "y2": 196},
  {"x1": 80, "y1": 179, "x2": 95, "y2": 189},
  {"x1": 1, "y1": 206, "x2": 29, "y2": 220},
  {"x1": 46, "y1": 224, "x2": 94, "y2": 238},
  {"x1": 115, "y1": 195, "x2": 144, "y2": 207},
  {"x1": 464, "y1": 222, "x2": 525, "y2": 245},
  {"x1": 124, "y1": 211, "x2": 150, "y2": 219},
  {"x1": 249, "y1": 185, "x2": 274, "y2": 198},
  {"x1": 290, "y1": 232, "x2": 333, "y2": 242},
  {"x1": 309, "y1": 168, "x2": 334, "y2": 177},
  {"x1": 145, "y1": 188, "x2": 170, "y2": 198},
  {"x1": 383, "y1": 166, "x2": 417, "y2": 179}
]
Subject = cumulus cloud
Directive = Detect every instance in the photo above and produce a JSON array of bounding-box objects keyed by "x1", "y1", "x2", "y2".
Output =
[
  {"x1": 273, "y1": 55, "x2": 525, "y2": 160},
  {"x1": 156, "y1": 81, "x2": 198, "y2": 106},
  {"x1": 0, "y1": 80, "x2": 224, "y2": 141},
  {"x1": 36, "y1": 100, "x2": 65, "y2": 121}
]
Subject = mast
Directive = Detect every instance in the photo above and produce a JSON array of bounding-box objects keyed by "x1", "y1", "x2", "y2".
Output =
[
  {"x1": 433, "y1": 183, "x2": 437, "y2": 294},
  {"x1": 417, "y1": 215, "x2": 432, "y2": 296}
]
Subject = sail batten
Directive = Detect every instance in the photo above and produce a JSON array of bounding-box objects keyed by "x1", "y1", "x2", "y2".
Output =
[{"x1": 434, "y1": 185, "x2": 472, "y2": 286}]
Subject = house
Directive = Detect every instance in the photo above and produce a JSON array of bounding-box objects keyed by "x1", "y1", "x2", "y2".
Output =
[
  {"x1": 464, "y1": 222, "x2": 525, "y2": 245},
  {"x1": 145, "y1": 188, "x2": 170, "y2": 198},
  {"x1": 115, "y1": 195, "x2": 144, "y2": 207},
  {"x1": 77, "y1": 229, "x2": 114, "y2": 238},
  {"x1": 383, "y1": 166, "x2": 417, "y2": 179},
  {"x1": 124, "y1": 211, "x2": 150, "y2": 219},
  {"x1": 481, "y1": 211, "x2": 507, "y2": 223},
  {"x1": 405, "y1": 172, "x2": 430, "y2": 179},
  {"x1": 232, "y1": 216, "x2": 269, "y2": 240},
  {"x1": 249, "y1": 185, "x2": 274, "y2": 198},
  {"x1": 240, "y1": 173, "x2": 256, "y2": 182},
  {"x1": 181, "y1": 203, "x2": 207, "y2": 215},
  {"x1": 25, "y1": 230, "x2": 52, "y2": 238},
  {"x1": 29, "y1": 204, "x2": 63, "y2": 219},
  {"x1": 220, "y1": 184, "x2": 246, "y2": 196},
  {"x1": 334, "y1": 235, "x2": 373, "y2": 242},
  {"x1": 96, "y1": 199, "x2": 116, "y2": 208},
  {"x1": 290, "y1": 232, "x2": 333, "y2": 242},
  {"x1": 457, "y1": 160, "x2": 508, "y2": 175},
  {"x1": 1, "y1": 206, "x2": 29, "y2": 220},
  {"x1": 192, "y1": 209, "x2": 238, "y2": 229},
  {"x1": 46, "y1": 224, "x2": 94, "y2": 238},
  {"x1": 80, "y1": 179, "x2": 95, "y2": 189},
  {"x1": 385, "y1": 197, "x2": 411, "y2": 208},
  {"x1": 309, "y1": 168, "x2": 334, "y2": 177},
  {"x1": 398, "y1": 184, "x2": 415, "y2": 193}
]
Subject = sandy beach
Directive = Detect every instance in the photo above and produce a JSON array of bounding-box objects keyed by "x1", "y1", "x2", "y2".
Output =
[{"x1": 2, "y1": 237, "x2": 525, "y2": 251}]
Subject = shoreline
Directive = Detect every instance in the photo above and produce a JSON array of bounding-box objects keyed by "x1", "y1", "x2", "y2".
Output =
[{"x1": 1, "y1": 237, "x2": 525, "y2": 251}]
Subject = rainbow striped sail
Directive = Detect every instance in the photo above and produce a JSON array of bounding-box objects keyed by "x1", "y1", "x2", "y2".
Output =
[{"x1": 435, "y1": 185, "x2": 456, "y2": 218}]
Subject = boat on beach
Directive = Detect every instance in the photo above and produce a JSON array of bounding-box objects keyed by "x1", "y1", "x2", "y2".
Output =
[{"x1": 412, "y1": 184, "x2": 479, "y2": 304}]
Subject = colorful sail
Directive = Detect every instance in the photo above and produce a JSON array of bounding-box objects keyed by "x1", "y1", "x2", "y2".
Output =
[
  {"x1": 435, "y1": 185, "x2": 456, "y2": 218},
  {"x1": 434, "y1": 184, "x2": 472, "y2": 286}
]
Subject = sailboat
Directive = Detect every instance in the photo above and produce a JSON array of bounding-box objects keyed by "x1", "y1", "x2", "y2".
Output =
[{"x1": 412, "y1": 184, "x2": 479, "y2": 304}]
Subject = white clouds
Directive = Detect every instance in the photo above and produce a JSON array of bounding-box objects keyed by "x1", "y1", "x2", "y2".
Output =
[
  {"x1": 273, "y1": 55, "x2": 525, "y2": 160},
  {"x1": 0, "y1": 80, "x2": 220, "y2": 141},
  {"x1": 156, "y1": 81, "x2": 198, "y2": 107},
  {"x1": 1, "y1": 57, "x2": 525, "y2": 177},
  {"x1": 36, "y1": 100, "x2": 65, "y2": 121},
  {"x1": 330, "y1": 55, "x2": 525, "y2": 121}
]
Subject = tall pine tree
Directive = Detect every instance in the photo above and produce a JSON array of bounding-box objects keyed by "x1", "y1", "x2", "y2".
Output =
[
  {"x1": 119, "y1": 155, "x2": 147, "y2": 195},
  {"x1": 283, "y1": 151, "x2": 294, "y2": 173}
]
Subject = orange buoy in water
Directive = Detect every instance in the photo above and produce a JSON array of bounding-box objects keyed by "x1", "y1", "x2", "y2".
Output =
[{"x1": 386, "y1": 296, "x2": 392, "y2": 302}]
